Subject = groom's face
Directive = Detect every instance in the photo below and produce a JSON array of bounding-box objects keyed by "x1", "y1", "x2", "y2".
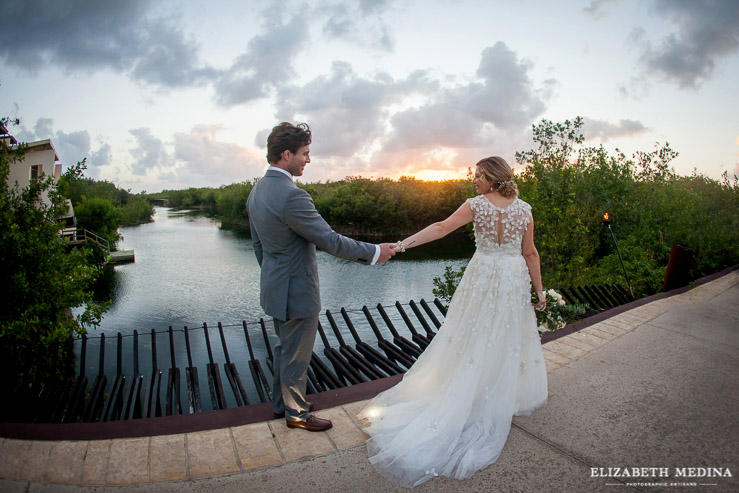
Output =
[{"x1": 286, "y1": 145, "x2": 311, "y2": 177}]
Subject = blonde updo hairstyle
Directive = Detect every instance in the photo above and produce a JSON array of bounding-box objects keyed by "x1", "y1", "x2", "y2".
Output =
[{"x1": 476, "y1": 156, "x2": 518, "y2": 199}]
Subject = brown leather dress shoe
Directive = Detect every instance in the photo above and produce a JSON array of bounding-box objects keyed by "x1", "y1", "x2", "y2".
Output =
[
  {"x1": 273, "y1": 401, "x2": 314, "y2": 419},
  {"x1": 286, "y1": 414, "x2": 332, "y2": 432}
]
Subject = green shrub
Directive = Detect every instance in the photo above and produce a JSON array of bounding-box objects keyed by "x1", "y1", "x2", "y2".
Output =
[
  {"x1": 1, "y1": 128, "x2": 107, "y2": 414},
  {"x1": 432, "y1": 265, "x2": 467, "y2": 306},
  {"x1": 74, "y1": 196, "x2": 123, "y2": 247},
  {"x1": 121, "y1": 195, "x2": 154, "y2": 227}
]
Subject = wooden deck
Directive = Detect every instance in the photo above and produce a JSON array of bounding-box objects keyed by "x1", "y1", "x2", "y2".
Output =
[{"x1": 109, "y1": 250, "x2": 135, "y2": 264}]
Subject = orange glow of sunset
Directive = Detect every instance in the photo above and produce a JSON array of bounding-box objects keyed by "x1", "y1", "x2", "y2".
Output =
[
  {"x1": 387, "y1": 147, "x2": 468, "y2": 182},
  {"x1": 412, "y1": 169, "x2": 466, "y2": 182}
]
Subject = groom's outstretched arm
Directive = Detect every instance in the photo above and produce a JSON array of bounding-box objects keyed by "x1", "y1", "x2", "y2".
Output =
[{"x1": 284, "y1": 187, "x2": 386, "y2": 264}]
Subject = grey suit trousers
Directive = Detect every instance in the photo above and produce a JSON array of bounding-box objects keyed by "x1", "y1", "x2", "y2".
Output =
[{"x1": 272, "y1": 315, "x2": 319, "y2": 421}]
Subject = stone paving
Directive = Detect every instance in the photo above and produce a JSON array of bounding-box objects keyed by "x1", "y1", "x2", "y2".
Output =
[{"x1": 0, "y1": 271, "x2": 736, "y2": 487}]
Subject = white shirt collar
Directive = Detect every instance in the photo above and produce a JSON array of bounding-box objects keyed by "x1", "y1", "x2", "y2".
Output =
[{"x1": 268, "y1": 166, "x2": 293, "y2": 181}]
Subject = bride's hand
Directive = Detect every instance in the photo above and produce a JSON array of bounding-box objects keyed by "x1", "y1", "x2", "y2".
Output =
[{"x1": 534, "y1": 292, "x2": 546, "y2": 311}]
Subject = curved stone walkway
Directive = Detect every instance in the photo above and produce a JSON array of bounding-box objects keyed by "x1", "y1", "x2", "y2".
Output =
[{"x1": 0, "y1": 270, "x2": 737, "y2": 489}]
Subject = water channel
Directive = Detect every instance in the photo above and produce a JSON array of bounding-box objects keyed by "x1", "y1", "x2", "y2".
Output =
[{"x1": 77, "y1": 207, "x2": 474, "y2": 410}]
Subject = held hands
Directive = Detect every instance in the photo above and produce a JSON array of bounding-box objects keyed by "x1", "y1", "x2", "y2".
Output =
[
  {"x1": 393, "y1": 240, "x2": 413, "y2": 253},
  {"x1": 377, "y1": 243, "x2": 398, "y2": 263}
]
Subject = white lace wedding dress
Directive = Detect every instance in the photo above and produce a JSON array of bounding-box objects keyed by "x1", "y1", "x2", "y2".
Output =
[{"x1": 358, "y1": 195, "x2": 548, "y2": 487}]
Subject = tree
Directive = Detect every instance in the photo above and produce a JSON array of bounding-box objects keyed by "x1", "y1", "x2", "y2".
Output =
[
  {"x1": 57, "y1": 159, "x2": 154, "y2": 242},
  {"x1": 74, "y1": 196, "x2": 123, "y2": 246},
  {"x1": 515, "y1": 117, "x2": 737, "y2": 297},
  {"x1": 0, "y1": 119, "x2": 108, "y2": 418}
]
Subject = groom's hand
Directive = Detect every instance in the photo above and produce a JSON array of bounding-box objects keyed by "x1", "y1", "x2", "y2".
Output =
[{"x1": 377, "y1": 243, "x2": 397, "y2": 262}]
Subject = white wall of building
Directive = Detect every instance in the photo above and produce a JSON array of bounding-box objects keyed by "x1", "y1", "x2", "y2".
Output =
[{"x1": 6, "y1": 140, "x2": 61, "y2": 206}]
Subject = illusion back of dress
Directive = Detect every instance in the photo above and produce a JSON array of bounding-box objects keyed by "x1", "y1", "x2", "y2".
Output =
[{"x1": 469, "y1": 196, "x2": 531, "y2": 256}]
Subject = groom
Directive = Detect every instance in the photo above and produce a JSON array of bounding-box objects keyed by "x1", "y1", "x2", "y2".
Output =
[{"x1": 247, "y1": 122, "x2": 396, "y2": 431}]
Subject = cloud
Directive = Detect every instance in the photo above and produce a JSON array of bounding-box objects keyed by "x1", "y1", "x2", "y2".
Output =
[
  {"x1": 618, "y1": 75, "x2": 650, "y2": 99},
  {"x1": 205, "y1": 0, "x2": 399, "y2": 111},
  {"x1": 467, "y1": 42, "x2": 553, "y2": 130},
  {"x1": 271, "y1": 61, "x2": 420, "y2": 158},
  {"x1": 255, "y1": 42, "x2": 550, "y2": 179},
  {"x1": 12, "y1": 117, "x2": 109, "y2": 176},
  {"x1": 582, "y1": 117, "x2": 650, "y2": 142},
  {"x1": 128, "y1": 128, "x2": 172, "y2": 175},
  {"x1": 130, "y1": 19, "x2": 219, "y2": 87},
  {"x1": 54, "y1": 130, "x2": 92, "y2": 163},
  {"x1": 32, "y1": 118, "x2": 54, "y2": 138},
  {"x1": 0, "y1": 0, "x2": 216, "y2": 88},
  {"x1": 384, "y1": 42, "x2": 552, "y2": 153},
  {"x1": 582, "y1": 0, "x2": 621, "y2": 20},
  {"x1": 359, "y1": 0, "x2": 391, "y2": 15},
  {"x1": 633, "y1": 0, "x2": 739, "y2": 89},
  {"x1": 173, "y1": 125, "x2": 265, "y2": 186},
  {"x1": 213, "y1": 13, "x2": 310, "y2": 106},
  {"x1": 90, "y1": 144, "x2": 113, "y2": 168},
  {"x1": 384, "y1": 102, "x2": 486, "y2": 152},
  {"x1": 321, "y1": 0, "x2": 394, "y2": 51},
  {"x1": 114, "y1": 144, "x2": 260, "y2": 191}
]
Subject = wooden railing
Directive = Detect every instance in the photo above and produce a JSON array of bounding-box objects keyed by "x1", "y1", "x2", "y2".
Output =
[{"x1": 60, "y1": 228, "x2": 110, "y2": 253}]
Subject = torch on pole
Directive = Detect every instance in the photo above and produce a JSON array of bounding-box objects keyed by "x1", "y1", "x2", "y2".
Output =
[{"x1": 603, "y1": 212, "x2": 633, "y2": 296}]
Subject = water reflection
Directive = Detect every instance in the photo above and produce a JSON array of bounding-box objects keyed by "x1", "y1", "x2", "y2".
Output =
[{"x1": 94, "y1": 207, "x2": 472, "y2": 334}]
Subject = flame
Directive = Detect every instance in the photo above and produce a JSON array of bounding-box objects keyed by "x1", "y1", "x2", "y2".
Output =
[{"x1": 603, "y1": 212, "x2": 610, "y2": 221}]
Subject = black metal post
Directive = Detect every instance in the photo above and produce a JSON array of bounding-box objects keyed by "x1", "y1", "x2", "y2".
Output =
[{"x1": 605, "y1": 216, "x2": 633, "y2": 295}]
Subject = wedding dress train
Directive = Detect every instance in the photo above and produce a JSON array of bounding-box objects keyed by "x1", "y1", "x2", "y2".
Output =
[{"x1": 358, "y1": 196, "x2": 548, "y2": 487}]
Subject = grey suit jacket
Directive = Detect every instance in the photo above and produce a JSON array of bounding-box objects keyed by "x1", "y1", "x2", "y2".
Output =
[{"x1": 247, "y1": 170, "x2": 377, "y2": 321}]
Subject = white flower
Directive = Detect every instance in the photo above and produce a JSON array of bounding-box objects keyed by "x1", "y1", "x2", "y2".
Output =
[{"x1": 558, "y1": 298, "x2": 566, "y2": 306}]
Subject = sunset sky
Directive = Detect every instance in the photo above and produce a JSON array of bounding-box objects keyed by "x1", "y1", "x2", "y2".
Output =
[{"x1": 1, "y1": 0, "x2": 738, "y2": 193}]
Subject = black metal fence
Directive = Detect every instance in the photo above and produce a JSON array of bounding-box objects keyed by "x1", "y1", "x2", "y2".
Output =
[{"x1": 16, "y1": 284, "x2": 632, "y2": 424}]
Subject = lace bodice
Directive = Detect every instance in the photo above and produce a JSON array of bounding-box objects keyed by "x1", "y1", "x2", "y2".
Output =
[{"x1": 467, "y1": 195, "x2": 532, "y2": 255}]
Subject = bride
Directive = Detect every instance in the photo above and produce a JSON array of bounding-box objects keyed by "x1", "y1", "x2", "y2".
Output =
[{"x1": 359, "y1": 156, "x2": 548, "y2": 487}]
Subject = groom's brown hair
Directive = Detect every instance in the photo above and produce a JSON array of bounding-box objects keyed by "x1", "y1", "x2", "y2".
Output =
[{"x1": 266, "y1": 122, "x2": 312, "y2": 164}]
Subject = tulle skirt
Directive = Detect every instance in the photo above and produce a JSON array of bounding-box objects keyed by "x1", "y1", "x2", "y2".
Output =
[{"x1": 358, "y1": 250, "x2": 548, "y2": 487}]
